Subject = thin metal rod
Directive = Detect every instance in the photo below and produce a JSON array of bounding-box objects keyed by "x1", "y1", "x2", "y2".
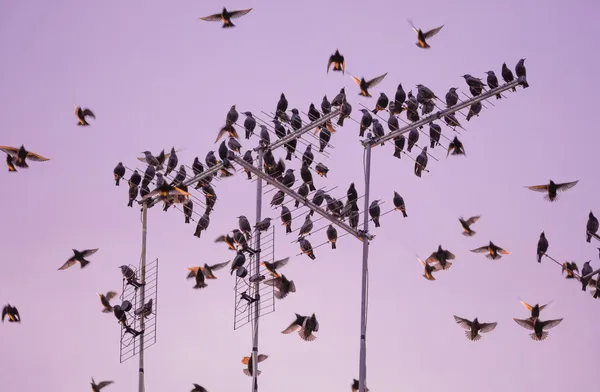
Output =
[
  {"x1": 251, "y1": 150, "x2": 264, "y2": 392},
  {"x1": 232, "y1": 156, "x2": 363, "y2": 242},
  {"x1": 358, "y1": 141, "x2": 372, "y2": 392},
  {"x1": 138, "y1": 202, "x2": 148, "y2": 392},
  {"x1": 583, "y1": 267, "x2": 600, "y2": 281},
  {"x1": 373, "y1": 79, "x2": 521, "y2": 145},
  {"x1": 259, "y1": 108, "x2": 341, "y2": 152}
]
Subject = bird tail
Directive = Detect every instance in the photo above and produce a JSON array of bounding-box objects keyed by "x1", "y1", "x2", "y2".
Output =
[
  {"x1": 466, "y1": 112, "x2": 473, "y2": 121},
  {"x1": 309, "y1": 183, "x2": 316, "y2": 192},
  {"x1": 372, "y1": 108, "x2": 379, "y2": 114},
  {"x1": 466, "y1": 331, "x2": 481, "y2": 341},
  {"x1": 309, "y1": 252, "x2": 316, "y2": 260},
  {"x1": 373, "y1": 218, "x2": 380, "y2": 228},
  {"x1": 530, "y1": 332, "x2": 547, "y2": 341},
  {"x1": 331, "y1": 241, "x2": 336, "y2": 250},
  {"x1": 102, "y1": 308, "x2": 113, "y2": 313},
  {"x1": 185, "y1": 216, "x2": 190, "y2": 224},
  {"x1": 393, "y1": 148, "x2": 401, "y2": 159},
  {"x1": 462, "y1": 230, "x2": 475, "y2": 237},
  {"x1": 14, "y1": 159, "x2": 29, "y2": 168},
  {"x1": 337, "y1": 115, "x2": 345, "y2": 127},
  {"x1": 193, "y1": 282, "x2": 208, "y2": 289},
  {"x1": 223, "y1": 20, "x2": 235, "y2": 28},
  {"x1": 537, "y1": 253, "x2": 542, "y2": 263},
  {"x1": 442, "y1": 261, "x2": 452, "y2": 270},
  {"x1": 495, "y1": 93, "x2": 502, "y2": 99},
  {"x1": 127, "y1": 199, "x2": 134, "y2": 207},
  {"x1": 402, "y1": 210, "x2": 408, "y2": 218},
  {"x1": 299, "y1": 330, "x2": 317, "y2": 342},
  {"x1": 80, "y1": 258, "x2": 90, "y2": 268},
  {"x1": 286, "y1": 224, "x2": 292, "y2": 234},
  {"x1": 359, "y1": 128, "x2": 365, "y2": 137}
]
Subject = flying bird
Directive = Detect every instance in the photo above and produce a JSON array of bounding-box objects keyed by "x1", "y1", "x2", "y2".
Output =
[
  {"x1": 453, "y1": 315, "x2": 497, "y2": 341},
  {"x1": 561, "y1": 261, "x2": 579, "y2": 279},
  {"x1": 447, "y1": 136, "x2": 465, "y2": 157},
  {"x1": 513, "y1": 317, "x2": 562, "y2": 341},
  {"x1": 327, "y1": 49, "x2": 345, "y2": 74},
  {"x1": 470, "y1": 241, "x2": 510, "y2": 260},
  {"x1": 261, "y1": 257, "x2": 290, "y2": 278},
  {"x1": 0, "y1": 145, "x2": 49, "y2": 168},
  {"x1": 1, "y1": 304, "x2": 20, "y2": 323},
  {"x1": 525, "y1": 180, "x2": 578, "y2": 202},
  {"x1": 98, "y1": 291, "x2": 118, "y2": 313},
  {"x1": 282, "y1": 313, "x2": 319, "y2": 341},
  {"x1": 537, "y1": 232, "x2": 549, "y2": 263},
  {"x1": 58, "y1": 248, "x2": 99, "y2": 270},
  {"x1": 418, "y1": 257, "x2": 442, "y2": 281},
  {"x1": 426, "y1": 245, "x2": 456, "y2": 270},
  {"x1": 351, "y1": 73, "x2": 388, "y2": 97},
  {"x1": 459, "y1": 215, "x2": 480, "y2": 236},
  {"x1": 199, "y1": 7, "x2": 253, "y2": 28},
  {"x1": 90, "y1": 378, "x2": 113, "y2": 392},
  {"x1": 241, "y1": 354, "x2": 268, "y2": 377},
  {"x1": 519, "y1": 300, "x2": 550, "y2": 322},
  {"x1": 263, "y1": 274, "x2": 296, "y2": 299},
  {"x1": 407, "y1": 19, "x2": 444, "y2": 48},
  {"x1": 75, "y1": 106, "x2": 95, "y2": 126}
]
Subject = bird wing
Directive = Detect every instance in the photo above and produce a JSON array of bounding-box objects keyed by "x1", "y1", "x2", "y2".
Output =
[
  {"x1": 423, "y1": 25, "x2": 444, "y2": 39},
  {"x1": 519, "y1": 300, "x2": 533, "y2": 312},
  {"x1": 555, "y1": 180, "x2": 579, "y2": 192},
  {"x1": 406, "y1": 18, "x2": 419, "y2": 34},
  {"x1": 539, "y1": 301, "x2": 552, "y2": 311},
  {"x1": 257, "y1": 354, "x2": 268, "y2": 362},
  {"x1": 24, "y1": 151, "x2": 50, "y2": 161},
  {"x1": 263, "y1": 278, "x2": 282, "y2": 290},
  {"x1": 273, "y1": 257, "x2": 290, "y2": 269},
  {"x1": 453, "y1": 315, "x2": 472, "y2": 330},
  {"x1": 281, "y1": 321, "x2": 301, "y2": 334},
  {"x1": 1, "y1": 306, "x2": 7, "y2": 321},
  {"x1": 0, "y1": 146, "x2": 19, "y2": 156},
  {"x1": 229, "y1": 8, "x2": 253, "y2": 19},
  {"x1": 199, "y1": 13, "x2": 222, "y2": 22},
  {"x1": 173, "y1": 186, "x2": 191, "y2": 197},
  {"x1": 525, "y1": 184, "x2": 549, "y2": 193},
  {"x1": 58, "y1": 257, "x2": 77, "y2": 270},
  {"x1": 572, "y1": 263, "x2": 579, "y2": 272},
  {"x1": 340, "y1": 59, "x2": 345, "y2": 73},
  {"x1": 446, "y1": 251, "x2": 456, "y2": 260},
  {"x1": 465, "y1": 215, "x2": 480, "y2": 225},
  {"x1": 209, "y1": 260, "x2": 230, "y2": 271},
  {"x1": 83, "y1": 109, "x2": 95, "y2": 118},
  {"x1": 479, "y1": 322, "x2": 497, "y2": 333},
  {"x1": 513, "y1": 317, "x2": 534, "y2": 330},
  {"x1": 106, "y1": 291, "x2": 117, "y2": 300},
  {"x1": 13, "y1": 307, "x2": 20, "y2": 321},
  {"x1": 470, "y1": 246, "x2": 489, "y2": 253},
  {"x1": 350, "y1": 75, "x2": 362, "y2": 87},
  {"x1": 137, "y1": 156, "x2": 146, "y2": 162},
  {"x1": 366, "y1": 73, "x2": 388, "y2": 89},
  {"x1": 417, "y1": 257, "x2": 427, "y2": 268},
  {"x1": 82, "y1": 248, "x2": 99, "y2": 257},
  {"x1": 497, "y1": 247, "x2": 510, "y2": 255},
  {"x1": 541, "y1": 318, "x2": 563, "y2": 330},
  {"x1": 97, "y1": 381, "x2": 114, "y2": 388},
  {"x1": 425, "y1": 253, "x2": 438, "y2": 264},
  {"x1": 327, "y1": 55, "x2": 334, "y2": 73}
]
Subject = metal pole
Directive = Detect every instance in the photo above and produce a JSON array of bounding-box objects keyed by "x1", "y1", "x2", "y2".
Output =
[
  {"x1": 583, "y1": 267, "x2": 600, "y2": 281},
  {"x1": 251, "y1": 150, "x2": 264, "y2": 392},
  {"x1": 358, "y1": 141, "x2": 373, "y2": 392},
  {"x1": 138, "y1": 202, "x2": 148, "y2": 392}
]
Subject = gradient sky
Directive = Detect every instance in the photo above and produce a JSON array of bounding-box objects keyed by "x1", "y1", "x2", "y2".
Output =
[{"x1": 1, "y1": 0, "x2": 600, "y2": 391}]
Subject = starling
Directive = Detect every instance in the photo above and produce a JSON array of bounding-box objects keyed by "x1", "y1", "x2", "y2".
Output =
[
  {"x1": 299, "y1": 238, "x2": 315, "y2": 260},
  {"x1": 134, "y1": 299, "x2": 153, "y2": 319},
  {"x1": 302, "y1": 144, "x2": 314, "y2": 167},
  {"x1": 407, "y1": 128, "x2": 419, "y2": 152},
  {"x1": 321, "y1": 95, "x2": 332, "y2": 114},
  {"x1": 459, "y1": 215, "x2": 480, "y2": 236},
  {"x1": 199, "y1": 7, "x2": 253, "y2": 28},
  {"x1": 290, "y1": 108, "x2": 302, "y2": 131},
  {"x1": 191, "y1": 384, "x2": 208, "y2": 392},
  {"x1": 515, "y1": 58, "x2": 529, "y2": 88},
  {"x1": 308, "y1": 103, "x2": 321, "y2": 122},
  {"x1": 192, "y1": 266, "x2": 208, "y2": 289},
  {"x1": 58, "y1": 248, "x2": 99, "y2": 270},
  {"x1": 351, "y1": 72, "x2": 388, "y2": 97},
  {"x1": 392, "y1": 191, "x2": 407, "y2": 217},
  {"x1": 261, "y1": 257, "x2": 290, "y2": 278},
  {"x1": 429, "y1": 122, "x2": 442, "y2": 148},
  {"x1": 347, "y1": 183, "x2": 358, "y2": 205},
  {"x1": 373, "y1": 92, "x2": 389, "y2": 114},
  {"x1": 119, "y1": 265, "x2": 142, "y2": 288},
  {"x1": 165, "y1": 147, "x2": 178, "y2": 177},
  {"x1": 193, "y1": 213, "x2": 210, "y2": 238},
  {"x1": 485, "y1": 71, "x2": 502, "y2": 99},
  {"x1": 230, "y1": 250, "x2": 247, "y2": 275},
  {"x1": 445, "y1": 87, "x2": 459, "y2": 108},
  {"x1": 315, "y1": 162, "x2": 329, "y2": 177},
  {"x1": 407, "y1": 19, "x2": 444, "y2": 48},
  {"x1": 501, "y1": 63, "x2": 517, "y2": 92},
  {"x1": 418, "y1": 257, "x2": 442, "y2": 281},
  {"x1": 536, "y1": 232, "x2": 549, "y2": 263},
  {"x1": 581, "y1": 261, "x2": 593, "y2": 291},
  {"x1": 447, "y1": 136, "x2": 465, "y2": 157},
  {"x1": 470, "y1": 241, "x2": 510, "y2": 260},
  {"x1": 372, "y1": 119, "x2": 385, "y2": 146},
  {"x1": 462, "y1": 74, "x2": 487, "y2": 89},
  {"x1": 453, "y1": 316, "x2": 497, "y2": 341},
  {"x1": 327, "y1": 224, "x2": 338, "y2": 249},
  {"x1": 200, "y1": 261, "x2": 230, "y2": 280},
  {"x1": 270, "y1": 190, "x2": 285, "y2": 208},
  {"x1": 587, "y1": 212, "x2": 599, "y2": 243},
  {"x1": 255, "y1": 217, "x2": 272, "y2": 232},
  {"x1": 75, "y1": 106, "x2": 95, "y2": 126},
  {"x1": 327, "y1": 49, "x2": 345, "y2": 74},
  {"x1": 216, "y1": 105, "x2": 239, "y2": 142},
  {"x1": 525, "y1": 180, "x2": 578, "y2": 202},
  {"x1": 359, "y1": 109, "x2": 373, "y2": 137},
  {"x1": 127, "y1": 183, "x2": 139, "y2": 208},
  {"x1": 387, "y1": 112, "x2": 400, "y2": 133},
  {"x1": 368, "y1": 200, "x2": 381, "y2": 227},
  {"x1": 561, "y1": 261, "x2": 579, "y2": 279},
  {"x1": 298, "y1": 214, "x2": 314, "y2": 239},
  {"x1": 0, "y1": 145, "x2": 49, "y2": 168},
  {"x1": 228, "y1": 137, "x2": 242, "y2": 153},
  {"x1": 513, "y1": 317, "x2": 562, "y2": 341},
  {"x1": 282, "y1": 168, "x2": 296, "y2": 188},
  {"x1": 414, "y1": 147, "x2": 428, "y2": 177},
  {"x1": 280, "y1": 205, "x2": 293, "y2": 233},
  {"x1": 99, "y1": 291, "x2": 117, "y2": 313},
  {"x1": 263, "y1": 274, "x2": 296, "y2": 299},
  {"x1": 140, "y1": 151, "x2": 161, "y2": 168},
  {"x1": 519, "y1": 300, "x2": 550, "y2": 322},
  {"x1": 113, "y1": 162, "x2": 126, "y2": 186},
  {"x1": 241, "y1": 354, "x2": 268, "y2": 377},
  {"x1": 142, "y1": 165, "x2": 156, "y2": 185},
  {"x1": 90, "y1": 379, "x2": 114, "y2": 392},
  {"x1": 394, "y1": 83, "x2": 407, "y2": 108},
  {"x1": 319, "y1": 127, "x2": 331, "y2": 153},
  {"x1": 337, "y1": 99, "x2": 352, "y2": 126},
  {"x1": 331, "y1": 88, "x2": 346, "y2": 107},
  {"x1": 443, "y1": 113, "x2": 462, "y2": 129},
  {"x1": 1, "y1": 304, "x2": 20, "y2": 322},
  {"x1": 393, "y1": 135, "x2": 405, "y2": 159},
  {"x1": 241, "y1": 111, "x2": 256, "y2": 139},
  {"x1": 426, "y1": 245, "x2": 456, "y2": 270},
  {"x1": 466, "y1": 101, "x2": 482, "y2": 121},
  {"x1": 128, "y1": 170, "x2": 141, "y2": 187}
]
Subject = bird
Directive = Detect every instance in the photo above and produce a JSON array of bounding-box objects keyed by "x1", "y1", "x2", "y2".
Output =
[
  {"x1": 392, "y1": 191, "x2": 407, "y2": 217},
  {"x1": 1, "y1": 304, "x2": 20, "y2": 322},
  {"x1": 331, "y1": 87, "x2": 346, "y2": 107},
  {"x1": 0, "y1": 145, "x2": 49, "y2": 168},
  {"x1": 199, "y1": 7, "x2": 253, "y2": 28},
  {"x1": 216, "y1": 105, "x2": 240, "y2": 142},
  {"x1": 263, "y1": 274, "x2": 296, "y2": 299},
  {"x1": 537, "y1": 232, "x2": 549, "y2": 263},
  {"x1": 466, "y1": 101, "x2": 482, "y2": 121},
  {"x1": 373, "y1": 92, "x2": 389, "y2": 114},
  {"x1": 98, "y1": 291, "x2": 117, "y2": 313},
  {"x1": 445, "y1": 87, "x2": 459, "y2": 107},
  {"x1": 321, "y1": 95, "x2": 332, "y2": 114},
  {"x1": 327, "y1": 224, "x2": 338, "y2": 249},
  {"x1": 113, "y1": 162, "x2": 126, "y2": 186},
  {"x1": 519, "y1": 300, "x2": 550, "y2": 322},
  {"x1": 368, "y1": 200, "x2": 381, "y2": 227},
  {"x1": 447, "y1": 136, "x2": 465, "y2": 156},
  {"x1": 407, "y1": 19, "x2": 444, "y2": 48},
  {"x1": 192, "y1": 266, "x2": 208, "y2": 289},
  {"x1": 453, "y1": 315, "x2": 497, "y2": 341},
  {"x1": 315, "y1": 162, "x2": 329, "y2": 177},
  {"x1": 299, "y1": 214, "x2": 314, "y2": 238},
  {"x1": 299, "y1": 238, "x2": 316, "y2": 260},
  {"x1": 75, "y1": 106, "x2": 95, "y2": 126},
  {"x1": 351, "y1": 73, "x2": 388, "y2": 97},
  {"x1": 241, "y1": 354, "x2": 268, "y2": 377},
  {"x1": 135, "y1": 299, "x2": 153, "y2": 319},
  {"x1": 586, "y1": 211, "x2": 599, "y2": 243},
  {"x1": 581, "y1": 261, "x2": 593, "y2": 291},
  {"x1": 513, "y1": 317, "x2": 563, "y2": 341},
  {"x1": 242, "y1": 111, "x2": 256, "y2": 139},
  {"x1": 190, "y1": 384, "x2": 208, "y2": 392},
  {"x1": 525, "y1": 180, "x2": 578, "y2": 202},
  {"x1": 194, "y1": 213, "x2": 210, "y2": 238},
  {"x1": 470, "y1": 241, "x2": 510, "y2": 260},
  {"x1": 561, "y1": 261, "x2": 579, "y2": 279},
  {"x1": 426, "y1": 245, "x2": 456, "y2": 270},
  {"x1": 459, "y1": 215, "x2": 480, "y2": 236},
  {"x1": 327, "y1": 49, "x2": 345, "y2": 74},
  {"x1": 261, "y1": 257, "x2": 290, "y2": 278},
  {"x1": 414, "y1": 147, "x2": 428, "y2": 177},
  {"x1": 359, "y1": 109, "x2": 373, "y2": 137},
  {"x1": 338, "y1": 99, "x2": 352, "y2": 126},
  {"x1": 129, "y1": 170, "x2": 141, "y2": 187},
  {"x1": 351, "y1": 379, "x2": 369, "y2": 392},
  {"x1": 200, "y1": 261, "x2": 230, "y2": 280},
  {"x1": 230, "y1": 251, "x2": 247, "y2": 276},
  {"x1": 515, "y1": 58, "x2": 529, "y2": 88},
  {"x1": 485, "y1": 71, "x2": 502, "y2": 99},
  {"x1": 418, "y1": 257, "x2": 442, "y2": 281},
  {"x1": 58, "y1": 248, "x2": 99, "y2": 270},
  {"x1": 501, "y1": 62, "x2": 517, "y2": 92},
  {"x1": 90, "y1": 378, "x2": 114, "y2": 392},
  {"x1": 282, "y1": 313, "x2": 319, "y2": 341}
]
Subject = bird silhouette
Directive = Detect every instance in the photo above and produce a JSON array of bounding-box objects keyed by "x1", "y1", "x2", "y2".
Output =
[
  {"x1": 327, "y1": 49, "x2": 345, "y2": 74},
  {"x1": 525, "y1": 180, "x2": 578, "y2": 202},
  {"x1": 407, "y1": 19, "x2": 444, "y2": 48},
  {"x1": 453, "y1": 316, "x2": 497, "y2": 341},
  {"x1": 199, "y1": 7, "x2": 253, "y2": 28}
]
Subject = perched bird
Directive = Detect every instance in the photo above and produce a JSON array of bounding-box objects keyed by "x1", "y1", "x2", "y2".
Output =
[
  {"x1": 193, "y1": 213, "x2": 210, "y2": 238},
  {"x1": 466, "y1": 101, "x2": 482, "y2": 121},
  {"x1": 418, "y1": 257, "x2": 442, "y2": 281},
  {"x1": 470, "y1": 241, "x2": 510, "y2": 260},
  {"x1": 275, "y1": 93, "x2": 289, "y2": 123},
  {"x1": 373, "y1": 92, "x2": 389, "y2": 114},
  {"x1": 230, "y1": 251, "x2": 247, "y2": 275},
  {"x1": 372, "y1": 119, "x2": 385, "y2": 146},
  {"x1": 453, "y1": 316, "x2": 497, "y2": 341},
  {"x1": 337, "y1": 99, "x2": 352, "y2": 126},
  {"x1": 459, "y1": 215, "x2": 480, "y2": 236},
  {"x1": 281, "y1": 205, "x2": 292, "y2": 233},
  {"x1": 308, "y1": 103, "x2": 321, "y2": 122},
  {"x1": 447, "y1": 136, "x2": 465, "y2": 157},
  {"x1": 135, "y1": 299, "x2": 153, "y2": 319},
  {"x1": 407, "y1": 128, "x2": 419, "y2": 152},
  {"x1": 525, "y1": 180, "x2": 578, "y2": 202},
  {"x1": 241, "y1": 354, "x2": 268, "y2": 377},
  {"x1": 485, "y1": 71, "x2": 502, "y2": 99},
  {"x1": 347, "y1": 183, "x2": 358, "y2": 205},
  {"x1": 407, "y1": 19, "x2": 444, "y2": 48},
  {"x1": 242, "y1": 112, "x2": 256, "y2": 139},
  {"x1": 129, "y1": 170, "x2": 142, "y2": 187},
  {"x1": 119, "y1": 265, "x2": 142, "y2": 288},
  {"x1": 429, "y1": 122, "x2": 442, "y2": 148},
  {"x1": 290, "y1": 108, "x2": 302, "y2": 131},
  {"x1": 140, "y1": 151, "x2": 161, "y2": 169},
  {"x1": 5, "y1": 154, "x2": 16, "y2": 172},
  {"x1": 199, "y1": 7, "x2": 253, "y2": 28},
  {"x1": 351, "y1": 72, "x2": 388, "y2": 97},
  {"x1": 327, "y1": 224, "x2": 338, "y2": 249},
  {"x1": 191, "y1": 384, "x2": 208, "y2": 392},
  {"x1": 298, "y1": 214, "x2": 314, "y2": 238},
  {"x1": 536, "y1": 232, "x2": 549, "y2": 263},
  {"x1": 255, "y1": 217, "x2": 272, "y2": 232},
  {"x1": 58, "y1": 248, "x2": 99, "y2": 270},
  {"x1": 561, "y1": 261, "x2": 579, "y2": 279},
  {"x1": 501, "y1": 62, "x2": 517, "y2": 92},
  {"x1": 0, "y1": 145, "x2": 49, "y2": 168},
  {"x1": 299, "y1": 238, "x2": 316, "y2": 260},
  {"x1": 513, "y1": 317, "x2": 563, "y2": 341},
  {"x1": 519, "y1": 300, "x2": 550, "y2": 322},
  {"x1": 261, "y1": 257, "x2": 290, "y2": 278},
  {"x1": 75, "y1": 106, "x2": 95, "y2": 126},
  {"x1": 586, "y1": 211, "x2": 599, "y2": 243},
  {"x1": 113, "y1": 162, "x2": 126, "y2": 186},
  {"x1": 426, "y1": 245, "x2": 456, "y2": 270},
  {"x1": 392, "y1": 191, "x2": 407, "y2": 217},
  {"x1": 414, "y1": 147, "x2": 428, "y2": 177},
  {"x1": 90, "y1": 378, "x2": 114, "y2": 392},
  {"x1": 216, "y1": 105, "x2": 240, "y2": 142},
  {"x1": 462, "y1": 74, "x2": 486, "y2": 89},
  {"x1": 1, "y1": 304, "x2": 20, "y2": 323},
  {"x1": 263, "y1": 274, "x2": 296, "y2": 299},
  {"x1": 98, "y1": 291, "x2": 118, "y2": 313},
  {"x1": 581, "y1": 261, "x2": 593, "y2": 291},
  {"x1": 368, "y1": 200, "x2": 381, "y2": 227},
  {"x1": 393, "y1": 135, "x2": 405, "y2": 158},
  {"x1": 359, "y1": 109, "x2": 373, "y2": 137},
  {"x1": 165, "y1": 147, "x2": 179, "y2": 177},
  {"x1": 445, "y1": 87, "x2": 459, "y2": 107},
  {"x1": 182, "y1": 199, "x2": 193, "y2": 223},
  {"x1": 327, "y1": 49, "x2": 345, "y2": 74},
  {"x1": 515, "y1": 58, "x2": 529, "y2": 88}
]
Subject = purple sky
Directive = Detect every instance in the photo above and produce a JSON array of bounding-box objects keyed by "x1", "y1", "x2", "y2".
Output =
[{"x1": 1, "y1": 0, "x2": 600, "y2": 391}]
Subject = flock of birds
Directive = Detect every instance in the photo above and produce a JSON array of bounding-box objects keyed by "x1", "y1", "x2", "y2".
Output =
[{"x1": 2, "y1": 5, "x2": 597, "y2": 392}]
